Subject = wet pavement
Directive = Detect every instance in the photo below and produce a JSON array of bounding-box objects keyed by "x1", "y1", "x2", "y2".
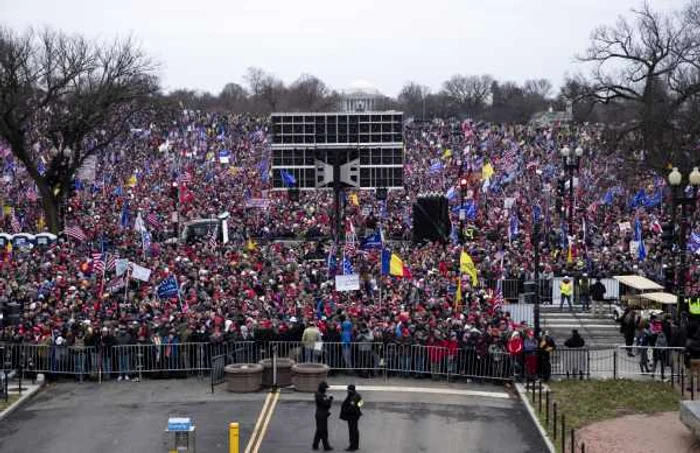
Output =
[{"x1": 0, "y1": 378, "x2": 546, "y2": 453}]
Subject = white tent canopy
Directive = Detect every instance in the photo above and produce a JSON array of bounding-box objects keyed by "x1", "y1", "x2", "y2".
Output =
[
  {"x1": 613, "y1": 275, "x2": 664, "y2": 292},
  {"x1": 640, "y1": 292, "x2": 678, "y2": 305}
]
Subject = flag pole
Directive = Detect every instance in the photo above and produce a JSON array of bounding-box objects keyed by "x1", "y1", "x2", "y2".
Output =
[{"x1": 121, "y1": 265, "x2": 130, "y2": 319}]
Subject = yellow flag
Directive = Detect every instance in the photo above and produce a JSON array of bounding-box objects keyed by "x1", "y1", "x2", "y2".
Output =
[
  {"x1": 2, "y1": 205, "x2": 11, "y2": 216},
  {"x1": 37, "y1": 215, "x2": 45, "y2": 231},
  {"x1": 246, "y1": 238, "x2": 257, "y2": 251},
  {"x1": 460, "y1": 251, "x2": 478, "y2": 286},
  {"x1": 349, "y1": 193, "x2": 359, "y2": 207},
  {"x1": 389, "y1": 253, "x2": 405, "y2": 277},
  {"x1": 455, "y1": 278, "x2": 462, "y2": 308},
  {"x1": 126, "y1": 175, "x2": 137, "y2": 187},
  {"x1": 442, "y1": 148, "x2": 453, "y2": 159},
  {"x1": 566, "y1": 244, "x2": 573, "y2": 264},
  {"x1": 481, "y1": 162, "x2": 495, "y2": 181}
]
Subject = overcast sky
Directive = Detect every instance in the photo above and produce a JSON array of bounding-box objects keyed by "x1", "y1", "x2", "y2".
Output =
[{"x1": 1, "y1": 0, "x2": 688, "y2": 96}]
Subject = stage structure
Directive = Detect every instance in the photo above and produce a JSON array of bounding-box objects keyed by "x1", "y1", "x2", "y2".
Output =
[{"x1": 270, "y1": 112, "x2": 404, "y2": 245}]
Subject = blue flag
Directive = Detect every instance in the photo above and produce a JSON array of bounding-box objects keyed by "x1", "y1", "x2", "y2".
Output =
[
  {"x1": 629, "y1": 189, "x2": 647, "y2": 208},
  {"x1": 634, "y1": 217, "x2": 646, "y2": 261},
  {"x1": 381, "y1": 249, "x2": 391, "y2": 276},
  {"x1": 603, "y1": 190, "x2": 614, "y2": 205},
  {"x1": 532, "y1": 205, "x2": 542, "y2": 223},
  {"x1": 280, "y1": 169, "x2": 296, "y2": 187},
  {"x1": 360, "y1": 230, "x2": 383, "y2": 250},
  {"x1": 689, "y1": 232, "x2": 700, "y2": 254},
  {"x1": 445, "y1": 186, "x2": 457, "y2": 201},
  {"x1": 450, "y1": 223, "x2": 459, "y2": 245},
  {"x1": 157, "y1": 276, "x2": 179, "y2": 299},
  {"x1": 643, "y1": 189, "x2": 662, "y2": 208},
  {"x1": 120, "y1": 202, "x2": 130, "y2": 229},
  {"x1": 509, "y1": 214, "x2": 519, "y2": 240},
  {"x1": 342, "y1": 256, "x2": 354, "y2": 275},
  {"x1": 429, "y1": 162, "x2": 444, "y2": 174}
]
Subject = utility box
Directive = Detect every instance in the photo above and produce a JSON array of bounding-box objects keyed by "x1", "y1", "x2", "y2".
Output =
[{"x1": 166, "y1": 417, "x2": 195, "y2": 453}]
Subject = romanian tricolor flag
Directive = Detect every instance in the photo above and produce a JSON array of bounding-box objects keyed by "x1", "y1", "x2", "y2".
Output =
[{"x1": 382, "y1": 250, "x2": 411, "y2": 278}]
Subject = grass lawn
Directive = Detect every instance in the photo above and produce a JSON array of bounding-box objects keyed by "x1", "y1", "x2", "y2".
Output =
[
  {"x1": 542, "y1": 380, "x2": 681, "y2": 429},
  {"x1": 0, "y1": 394, "x2": 21, "y2": 412},
  {"x1": 527, "y1": 380, "x2": 681, "y2": 452}
]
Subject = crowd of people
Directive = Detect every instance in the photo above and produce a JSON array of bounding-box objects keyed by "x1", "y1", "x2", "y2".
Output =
[{"x1": 0, "y1": 111, "x2": 698, "y2": 381}]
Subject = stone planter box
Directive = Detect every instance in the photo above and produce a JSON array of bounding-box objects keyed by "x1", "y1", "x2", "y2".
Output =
[
  {"x1": 259, "y1": 358, "x2": 295, "y2": 388},
  {"x1": 224, "y1": 363, "x2": 263, "y2": 393},
  {"x1": 292, "y1": 363, "x2": 330, "y2": 392}
]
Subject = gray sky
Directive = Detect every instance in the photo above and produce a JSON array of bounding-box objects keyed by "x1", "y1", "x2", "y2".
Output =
[{"x1": 1, "y1": 0, "x2": 688, "y2": 96}]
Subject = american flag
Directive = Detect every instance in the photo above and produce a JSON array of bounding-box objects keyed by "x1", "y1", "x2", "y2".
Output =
[
  {"x1": 141, "y1": 229, "x2": 151, "y2": 252},
  {"x1": 342, "y1": 255, "x2": 354, "y2": 275},
  {"x1": 106, "y1": 254, "x2": 117, "y2": 272},
  {"x1": 344, "y1": 219, "x2": 356, "y2": 256},
  {"x1": 64, "y1": 226, "x2": 87, "y2": 242},
  {"x1": 147, "y1": 212, "x2": 164, "y2": 230},
  {"x1": 92, "y1": 253, "x2": 105, "y2": 273},
  {"x1": 492, "y1": 280, "x2": 504, "y2": 312},
  {"x1": 207, "y1": 224, "x2": 218, "y2": 248}
]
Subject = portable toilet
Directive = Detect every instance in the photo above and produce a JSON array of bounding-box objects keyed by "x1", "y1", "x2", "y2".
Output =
[{"x1": 166, "y1": 417, "x2": 195, "y2": 453}]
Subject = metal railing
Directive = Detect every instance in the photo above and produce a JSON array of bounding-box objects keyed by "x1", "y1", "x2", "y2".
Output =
[{"x1": 0, "y1": 341, "x2": 691, "y2": 385}]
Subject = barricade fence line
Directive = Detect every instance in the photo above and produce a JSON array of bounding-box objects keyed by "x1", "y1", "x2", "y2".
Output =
[{"x1": 0, "y1": 342, "x2": 689, "y2": 385}]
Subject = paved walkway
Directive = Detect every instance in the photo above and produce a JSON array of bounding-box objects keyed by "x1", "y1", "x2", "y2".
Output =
[{"x1": 0, "y1": 377, "x2": 545, "y2": 453}]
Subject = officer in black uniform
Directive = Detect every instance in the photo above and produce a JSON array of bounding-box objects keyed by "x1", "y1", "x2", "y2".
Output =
[
  {"x1": 339, "y1": 384, "x2": 363, "y2": 451},
  {"x1": 313, "y1": 381, "x2": 334, "y2": 451}
]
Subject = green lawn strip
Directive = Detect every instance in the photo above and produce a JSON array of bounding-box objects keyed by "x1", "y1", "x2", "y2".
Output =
[
  {"x1": 526, "y1": 380, "x2": 681, "y2": 452},
  {"x1": 0, "y1": 394, "x2": 21, "y2": 412}
]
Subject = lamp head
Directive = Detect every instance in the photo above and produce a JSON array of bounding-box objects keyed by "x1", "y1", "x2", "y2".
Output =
[
  {"x1": 560, "y1": 146, "x2": 571, "y2": 158},
  {"x1": 668, "y1": 167, "x2": 682, "y2": 186},
  {"x1": 689, "y1": 167, "x2": 700, "y2": 186}
]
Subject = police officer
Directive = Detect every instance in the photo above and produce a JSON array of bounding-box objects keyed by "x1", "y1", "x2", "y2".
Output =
[
  {"x1": 313, "y1": 381, "x2": 334, "y2": 451},
  {"x1": 339, "y1": 384, "x2": 363, "y2": 451}
]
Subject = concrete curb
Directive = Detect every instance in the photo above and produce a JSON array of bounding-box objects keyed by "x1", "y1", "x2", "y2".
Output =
[
  {"x1": 515, "y1": 383, "x2": 557, "y2": 453},
  {"x1": 0, "y1": 381, "x2": 44, "y2": 423}
]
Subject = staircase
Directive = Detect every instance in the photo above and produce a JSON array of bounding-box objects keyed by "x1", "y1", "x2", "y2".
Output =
[{"x1": 539, "y1": 304, "x2": 623, "y2": 346}]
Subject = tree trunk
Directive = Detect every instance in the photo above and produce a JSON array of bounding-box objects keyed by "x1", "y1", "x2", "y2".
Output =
[{"x1": 37, "y1": 182, "x2": 62, "y2": 234}]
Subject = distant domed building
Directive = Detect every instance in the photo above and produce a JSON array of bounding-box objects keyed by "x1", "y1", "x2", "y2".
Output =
[{"x1": 340, "y1": 80, "x2": 385, "y2": 112}]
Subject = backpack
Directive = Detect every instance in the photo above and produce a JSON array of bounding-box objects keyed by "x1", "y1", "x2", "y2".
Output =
[{"x1": 656, "y1": 332, "x2": 668, "y2": 348}]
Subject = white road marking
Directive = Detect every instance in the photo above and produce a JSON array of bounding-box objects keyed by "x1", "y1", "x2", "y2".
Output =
[{"x1": 327, "y1": 385, "x2": 510, "y2": 399}]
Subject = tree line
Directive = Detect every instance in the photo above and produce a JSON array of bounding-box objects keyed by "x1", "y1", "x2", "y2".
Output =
[{"x1": 1, "y1": 1, "x2": 700, "y2": 233}]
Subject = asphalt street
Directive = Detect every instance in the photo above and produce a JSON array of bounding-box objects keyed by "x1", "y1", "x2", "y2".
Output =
[{"x1": 0, "y1": 378, "x2": 546, "y2": 453}]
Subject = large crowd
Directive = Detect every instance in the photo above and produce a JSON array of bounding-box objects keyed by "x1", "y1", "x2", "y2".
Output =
[{"x1": 0, "y1": 111, "x2": 698, "y2": 376}]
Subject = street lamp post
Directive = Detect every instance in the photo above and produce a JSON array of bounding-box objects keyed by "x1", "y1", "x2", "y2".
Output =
[
  {"x1": 559, "y1": 146, "x2": 584, "y2": 235},
  {"x1": 668, "y1": 166, "x2": 700, "y2": 318},
  {"x1": 458, "y1": 176, "x2": 469, "y2": 243}
]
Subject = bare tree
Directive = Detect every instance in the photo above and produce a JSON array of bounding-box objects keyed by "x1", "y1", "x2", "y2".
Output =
[
  {"x1": 243, "y1": 67, "x2": 286, "y2": 113},
  {"x1": 219, "y1": 82, "x2": 249, "y2": 111},
  {"x1": 523, "y1": 79, "x2": 553, "y2": 99},
  {"x1": 285, "y1": 73, "x2": 336, "y2": 111},
  {"x1": 0, "y1": 27, "x2": 160, "y2": 233},
  {"x1": 579, "y1": 1, "x2": 700, "y2": 173},
  {"x1": 440, "y1": 74, "x2": 493, "y2": 118},
  {"x1": 397, "y1": 82, "x2": 431, "y2": 119}
]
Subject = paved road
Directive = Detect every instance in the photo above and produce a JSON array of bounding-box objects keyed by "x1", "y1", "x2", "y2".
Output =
[{"x1": 0, "y1": 379, "x2": 546, "y2": 453}]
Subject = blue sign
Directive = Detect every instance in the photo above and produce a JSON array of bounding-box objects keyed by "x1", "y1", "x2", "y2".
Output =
[
  {"x1": 157, "y1": 276, "x2": 179, "y2": 299},
  {"x1": 167, "y1": 417, "x2": 193, "y2": 432}
]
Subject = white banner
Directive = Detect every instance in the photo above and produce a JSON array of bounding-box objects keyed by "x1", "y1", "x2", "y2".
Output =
[
  {"x1": 130, "y1": 263, "x2": 152, "y2": 282},
  {"x1": 77, "y1": 155, "x2": 97, "y2": 182},
  {"x1": 504, "y1": 197, "x2": 516, "y2": 209},
  {"x1": 619, "y1": 221, "x2": 631, "y2": 232},
  {"x1": 335, "y1": 274, "x2": 360, "y2": 292},
  {"x1": 115, "y1": 259, "x2": 129, "y2": 277}
]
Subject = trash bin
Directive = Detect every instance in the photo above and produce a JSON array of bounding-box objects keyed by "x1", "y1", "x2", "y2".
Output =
[
  {"x1": 224, "y1": 363, "x2": 263, "y2": 393},
  {"x1": 292, "y1": 363, "x2": 330, "y2": 392},
  {"x1": 259, "y1": 358, "x2": 295, "y2": 388}
]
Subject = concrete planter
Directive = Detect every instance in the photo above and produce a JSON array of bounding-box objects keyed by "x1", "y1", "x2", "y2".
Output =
[
  {"x1": 292, "y1": 363, "x2": 330, "y2": 392},
  {"x1": 224, "y1": 363, "x2": 263, "y2": 393},
  {"x1": 259, "y1": 358, "x2": 295, "y2": 388}
]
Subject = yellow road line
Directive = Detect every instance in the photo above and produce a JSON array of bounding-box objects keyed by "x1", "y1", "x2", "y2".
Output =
[
  {"x1": 250, "y1": 391, "x2": 280, "y2": 453},
  {"x1": 244, "y1": 392, "x2": 274, "y2": 453}
]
